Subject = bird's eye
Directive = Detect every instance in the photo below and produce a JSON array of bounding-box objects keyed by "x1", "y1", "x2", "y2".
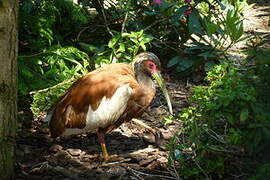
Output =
[{"x1": 147, "y1": 61, "x2": 155, "y2": 69}]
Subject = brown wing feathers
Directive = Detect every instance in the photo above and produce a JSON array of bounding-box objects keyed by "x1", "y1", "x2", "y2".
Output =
[{"x1": 49, "y1": 63, "x2": 144, "y2": 138}]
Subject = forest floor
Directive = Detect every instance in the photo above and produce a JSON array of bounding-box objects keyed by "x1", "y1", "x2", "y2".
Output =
[{"x1": 15, "y1": 1, "x2": 270, "y2": 180}]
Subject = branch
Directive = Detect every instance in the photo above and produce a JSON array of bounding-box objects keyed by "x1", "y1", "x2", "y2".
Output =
[
  {"x1": 98, "y1": 0, "x2": 114, "y2": 37},
  {"x1": 121, "y1": 12, "x2": 129, "y2": 34}
]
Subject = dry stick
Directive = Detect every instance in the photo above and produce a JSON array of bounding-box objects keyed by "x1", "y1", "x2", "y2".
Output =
[
  {"x1": 193, "y1": 159, "x2": 210, "y2": 180},
  {"x1": 127, "y1": 167, "x2": 178, "y2": 180},
  {"x1": 144, "y1": 18, "x2": 167, "y2": 31},
  {"x1": 30, "y1": 78, "x2": 75, "y2": 95},
  {"x1": 171, "y1": 159, "x2": 182, "y2": 180},
  {"x1": 121, "y1": 12, "x2": 129, "y2": 34},
  {"x1": 76, "y1": 26, "x2": 90, "y2": 41},
  {"x1": 98, "y1": 0, "x2": 113, "y2": 37},
  {"x1": 131, "y1": 118, "x2": 156, "y2": 135}
]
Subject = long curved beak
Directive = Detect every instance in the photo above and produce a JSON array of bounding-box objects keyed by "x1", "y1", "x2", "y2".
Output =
[{"x1": 152, "y1": 72, "x2": 173, "y2": 114}]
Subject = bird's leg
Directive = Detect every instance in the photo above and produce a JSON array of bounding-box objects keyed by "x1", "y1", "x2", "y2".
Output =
[{"x1": 97, "y1": 130, "x2": 109, "y2": 161}]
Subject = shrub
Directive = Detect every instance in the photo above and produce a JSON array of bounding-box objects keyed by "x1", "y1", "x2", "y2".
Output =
[{"x1": 168, "y1": 59, "x2": 270, "y2": 178}]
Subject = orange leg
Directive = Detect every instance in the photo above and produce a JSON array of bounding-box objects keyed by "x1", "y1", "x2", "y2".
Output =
[{"x1": 97, "y1": 130, "x2": 109, "y2": 161}]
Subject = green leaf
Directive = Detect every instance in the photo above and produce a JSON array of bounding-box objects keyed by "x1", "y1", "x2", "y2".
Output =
[
  {"x1": 140, "y1": 43, "x2": 147, "y2": 51},
  {"x1": 79, "y1": 42, "x2": 98, "y2": 53},
  {"x1": 231, "y1": 21, "x2": 243, "y2": 42},
  {"x1": 240, "y1": 108, "x2": 249, "y2": 123},
  {"x1": 141, "y1": 34, "x2": 153, "y2": 44},
  {"x1": 203, "y1": 18, "x2": 219, "y2": 35},
  {"x1": 108, "y1": 34, "x2": 121, "y2": 48},
  {"x1": 172, "y1": 6, "x2": 189, "y2": 23},
  {"x1": 177, "y1": 57, "x2": 194, "y2": 72},
  {"x1": 129, "y1": 37, "x2": 139, "y2": 44},
  {"x1": 188, "y1": 9, "x2": 203, "y2": 34},
  {"x1": 204, "y1": 61, "x2": 215, "y2": 72},
  {"x1": 167, "y1": 56, "x2": 181, "y2": 67},
  {"x1": 198, "y1": 51, "x2": 217, "y2": 58},
  {"x1": 121, "y1": 32, "x2": 130, "y2": 38},
  {"x1": 117, "y1": 43, "x2": 125, "y2": 52}
]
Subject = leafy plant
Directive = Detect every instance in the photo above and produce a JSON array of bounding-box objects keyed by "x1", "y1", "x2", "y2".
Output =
[
  {"x1": 80, "y1": 30, "x2": 154, "y2": 66},
  {"x1": 167, "y1": 0, "x2": 250, "y2": 74},
  {"x1": 19, "y1": 45, "x2": 89, "y2": 95},
  {"x1": 168, "y1": 60, "x2": 270, "y2": 179}
]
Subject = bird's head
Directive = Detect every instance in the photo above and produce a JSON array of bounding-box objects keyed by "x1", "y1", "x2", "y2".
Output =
[{"x1": 133, "y1": 52, "x2": 173, "y2": 114}]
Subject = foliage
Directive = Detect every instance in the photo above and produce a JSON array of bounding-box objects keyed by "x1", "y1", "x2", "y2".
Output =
[
  {"x1": 18, "y1": 0, "x2": 92, "y2": 113},
  {"x1": 30, "y1": 79, "x2": 75, "y2": 115},
  {"x1": 18, "y1": 46, "x2": 89, "y2": 95},
  {"x1": 166, "y1": 0, "x2": 251, "y2": 74},
  {"x1": 19, "y1": 0, "x2": 89, "y2": 52},
  {"x1": 167, "y1": 58, "x2": 270, "y2": 178},
  {"x1": 18, "y1": 0, "x2": 251, "y2": 100},
  {"x1": 107, "y1": 30, "x2": 153, "y2": 62}
]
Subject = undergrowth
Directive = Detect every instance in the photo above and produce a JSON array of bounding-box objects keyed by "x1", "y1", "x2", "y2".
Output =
[{"x1": 167, "y1": 44, "x2": 270, "y2": 179}]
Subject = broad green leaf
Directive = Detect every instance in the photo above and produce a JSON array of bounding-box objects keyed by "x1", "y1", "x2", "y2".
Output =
[
  {"x1": 198, "y1": 51, "x2": 217, "y2": 58},
  {"x1": 141, "y1": 35, "x2": 154, "y2": 44},
  {"x1": 203, "y1": 18, "x2": 218, "y2": 35},
  {"x1": 188, "y1": 9, "x2": 203, "y2": 34},
  {"x1": 232, "y1": 21, "x2": 243, "y2": 41},
  {"x1": 177, "y1": 57, "x2": 194, "y2": 72},
  {"x1": 167, "y1": 56, "x2": 181, "y2": 67},
  {"x1": 172, "y1": 6, "x2": 189, "y2": 23}
]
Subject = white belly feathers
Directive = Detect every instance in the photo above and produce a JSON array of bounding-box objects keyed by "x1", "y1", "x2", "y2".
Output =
[{"x1": 62, "y1": 84, "x2": 133, "y2": 136}]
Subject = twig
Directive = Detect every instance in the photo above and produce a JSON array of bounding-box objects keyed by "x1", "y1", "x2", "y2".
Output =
[
  {"x1": 76, "y1": 26, "x2": 90, "y2": 41},
  {"x1": 121, "y1": 12, "x2": 129, "y2": 34},
  {"x1": 98, "y1": 0, "x2": 113, "y2": 37},
  {"x1": 193, "y1": 159, "x2": 210, "y2": 180},
  {"x1": 29, "y1": 78, "x2": 75, "y2": 95},
  {"x1": 127, "y1": 167, "x2": 178, "y2": 180},
  {"x1": 19, "y1": 52, "x2": 44, "y2": 58},
  {"x1": 144, "y1": 18, "x2": 167, "y2": 31},
  {"x1": 203, "y1": 127, "x2": 226, "y2": 144},
  {"x1": 153, "y1": 37, "x2": 182, "y2": 53},
  {"x1": 132, "y1": 118, "x2": 156, "y2": 135},
  {"x1": 171, "y1": 160, "x2": 182, "y2": 180}
]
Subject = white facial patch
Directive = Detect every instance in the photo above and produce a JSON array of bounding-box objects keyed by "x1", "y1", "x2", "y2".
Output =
[{"x1": 62, "y1": 84, "x2": 133, "y2": 136}]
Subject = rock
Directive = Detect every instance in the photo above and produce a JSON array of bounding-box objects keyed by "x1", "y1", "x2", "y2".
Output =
[
  {"x1": 67, "y1": 148, "x2": 82, "y2": 156},
  {"x1": 139, "y1": 158, "x2": 155, "y2": 166},
  {"x1": 107, "y1": 165, "x2": 127, "y2": 177},
  {"x1": 49, "y1": 144, "x2": 63, "y2": 152}
]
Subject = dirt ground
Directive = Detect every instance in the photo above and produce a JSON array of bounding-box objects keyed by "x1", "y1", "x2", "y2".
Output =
[{"x1": 15, "y1": 1, "x2": 270, "y2": 180}]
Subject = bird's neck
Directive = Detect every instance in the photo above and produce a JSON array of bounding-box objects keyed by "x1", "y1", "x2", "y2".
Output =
[{"x1": 135, "y1": 72, "x2": 155, "y2": 89}]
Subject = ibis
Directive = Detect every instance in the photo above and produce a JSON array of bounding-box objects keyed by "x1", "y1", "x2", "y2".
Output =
[{"x1": 47, "y1": 52, "x2": 173, "y2": 161}]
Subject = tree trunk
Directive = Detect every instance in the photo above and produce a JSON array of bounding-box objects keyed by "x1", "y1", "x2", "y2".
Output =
[{"x1": 0, "y1": 1, "x2": 18, "y2": 179}]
